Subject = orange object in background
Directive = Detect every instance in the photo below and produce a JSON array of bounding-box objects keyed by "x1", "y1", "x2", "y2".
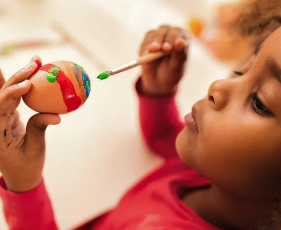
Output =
[{"x1": 189, "y1": 17, "x2": 204, "y2": 37}]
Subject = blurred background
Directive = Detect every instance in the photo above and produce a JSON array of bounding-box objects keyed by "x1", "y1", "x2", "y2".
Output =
[{"x1": 0, "y1": 0, "x2": 235, "y2": 229}]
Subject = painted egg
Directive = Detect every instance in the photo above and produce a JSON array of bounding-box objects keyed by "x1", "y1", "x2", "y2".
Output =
[{"x1": 22, "y1": 61, "x2": 91, "y2": 115}]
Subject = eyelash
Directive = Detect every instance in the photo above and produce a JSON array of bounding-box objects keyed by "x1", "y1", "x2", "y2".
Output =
[
  {"x1": 233, "y1": 71, "x2": 244, "y2": 76},
  {"x1": 251, "y1": 93, "x2": 273, "y2": 117},
  {"x1": 233, "y1": 71, "x2": 273, "y2": 117}
]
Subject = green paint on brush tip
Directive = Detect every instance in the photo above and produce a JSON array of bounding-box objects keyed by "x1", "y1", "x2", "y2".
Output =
[{"x1": 97, "y1": 72, "x2": 110, "y2": 80}]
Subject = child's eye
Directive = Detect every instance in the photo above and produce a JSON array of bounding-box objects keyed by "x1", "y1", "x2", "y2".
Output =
[
  {"x1": 251, "y1": 93, "x2": 273, "y2": 117},
  {"x1": 233, "y1": 71, "x2": 244, "y2": 76},
  {"x1": 232, "y1": 71, "x2": 244, "y2": 78}
]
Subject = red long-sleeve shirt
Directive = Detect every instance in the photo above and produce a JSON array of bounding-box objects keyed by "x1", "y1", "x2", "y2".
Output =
[{"x1": 0, "y1": 79, "x2": 219, "y2": 230}]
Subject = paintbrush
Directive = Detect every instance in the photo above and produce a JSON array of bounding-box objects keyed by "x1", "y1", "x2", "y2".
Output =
[{"x1": 97, "y1": 51, "x2": 170, "y2": 80}]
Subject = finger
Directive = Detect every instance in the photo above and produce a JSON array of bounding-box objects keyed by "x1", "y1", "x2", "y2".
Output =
[
  {"x1": 24, "y1": 113, "x2": 61, "y2": 154},
  {"x1": 146, "y1": 42, "x2": 162, "y2": 53},
  {"x1": 139, "y1": 30, "x2": 155, "y2": 56},
  {"x1": 0, "y1": 55, "x2": 41, "y2": 90},
  {"x1": 31, "y1": 55, "x2": 42, "y2": 67},
  {"x1": 170, "y1": 42, "x2": 189, "y2": 70},
  {"x1": 139, "y1": 25, "x2": 170, "y2": 55},
  {"x1": 0, "y1": 80, "x2": 32, "y2": 116},
  {"x1": 0, "y1": 68, "x2": 5, "y2": 89},
  {"x1": 162, "y1": 27, "x2": 182, "y2": 52},
  {"x1": 146, "y1": 25, "x2": 170, "y2": 52},
  {"x1": 1, "y1": 57, "x2": 38, "y2": 91},
  {"x1": 174, "y1": 37, "x2": 189, "y2": 52},
  {"x1": 148, "y1": 26, "x2": 170, "y2": 49},
  {"x1": 163, "y1": 28, "x2": 190, "y2": 52}
]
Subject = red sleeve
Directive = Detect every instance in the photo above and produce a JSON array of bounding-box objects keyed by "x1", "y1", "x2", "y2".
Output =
[
  {"x1": 0, "y1": 177, "x2": 58, "y2": 230},
  {"x1": 136, "y1": 78, "x2": 184, "y2": 159}
]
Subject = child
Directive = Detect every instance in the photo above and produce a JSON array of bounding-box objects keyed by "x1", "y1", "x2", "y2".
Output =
[{"x1": 1, "y1": 26, "x2": 281, "y2": 230}]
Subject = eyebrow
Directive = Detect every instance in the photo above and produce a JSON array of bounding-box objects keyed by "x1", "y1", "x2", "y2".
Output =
[{"x1": 266, "y1": 57, "x2": 281, "y2": 83}]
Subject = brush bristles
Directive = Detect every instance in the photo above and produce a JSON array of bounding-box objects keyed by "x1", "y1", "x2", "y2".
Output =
[{"x1": 97, "y1": 71, "x2": 111, "y2": 80}]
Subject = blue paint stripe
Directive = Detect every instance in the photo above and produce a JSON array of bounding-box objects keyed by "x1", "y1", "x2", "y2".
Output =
[
  {"x1": 82, "y1": 71, "x2": 91, "y2": 98},
  {"x1": 4, "y1": 129, "x2": 7, "y2": 137}
]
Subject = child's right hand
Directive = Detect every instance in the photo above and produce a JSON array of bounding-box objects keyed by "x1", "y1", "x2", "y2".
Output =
[
  {"x1": 0, "y1": 56, "x2": 60, "y2": 193},
  {"x1": 139, "y1": 25, "x2": 189, "y2": 96}
]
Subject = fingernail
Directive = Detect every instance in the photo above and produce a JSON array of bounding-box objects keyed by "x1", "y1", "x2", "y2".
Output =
[
  {"x1": 177, "y1": 41, "x2": 185, "y2": 50},
  {"x1": 150, "y1": 41, "x2": 160, "y2": 47},
  {"x1": 17, "y1": 80, "x2": 27, "y2": 87},
  {"x1": 163, "y1": 42, "x2": 172, "y2": 50},
  {"x1": 143, "y1": 50, "x2": 149, "y2": 55},
  {"x1": 31, "y1": 56, "x2": 40, "y2": 66},
  {"x1": 23, "y1": 61, "x2": 35, "y2": 71},
  {"x1": 31, "y1": 55, "x2": 37, "y2": 61},
  {"x1": 23, "y1": 62, "x2": 32, "y2": 71}
]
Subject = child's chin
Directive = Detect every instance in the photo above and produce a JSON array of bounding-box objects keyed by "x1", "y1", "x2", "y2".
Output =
[{"x1": 175, "y1": 129, "x2": 194, "y2": 166}]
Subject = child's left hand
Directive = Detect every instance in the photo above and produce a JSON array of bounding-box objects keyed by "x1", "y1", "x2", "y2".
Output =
[{"x1": 0, "y1": 57, "x2": 61, "y2": 193}]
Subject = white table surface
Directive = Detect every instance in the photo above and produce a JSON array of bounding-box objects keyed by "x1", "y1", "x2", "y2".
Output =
[{"x1": 0, "y1": 0, "x2": 231, "y2": 229}]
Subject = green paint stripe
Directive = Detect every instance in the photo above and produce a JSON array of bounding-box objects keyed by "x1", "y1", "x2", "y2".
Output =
[
  {"x1": 74, "y1": 63, "x2": 83, "y2": 70},
  {"x1": 50, "y1": 68, "x2": 60, "y2": 75},
  {"x1": 46, "y1": 68, "x2": 60, "y2": 83}
]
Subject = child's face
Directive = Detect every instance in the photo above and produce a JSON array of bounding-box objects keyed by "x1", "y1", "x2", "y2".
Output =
[{"x1": 176, "y1": 27, "x2": 281, "y2": 197}]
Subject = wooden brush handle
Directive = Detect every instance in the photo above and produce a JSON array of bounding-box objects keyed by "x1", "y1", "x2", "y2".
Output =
[
  {"x1": 137, "y1": 51, "x2": 168, "y2": 65},
  {"x1": 110, "y1": 42, "x2": 189, "y2": 75},
  {"x1": 110, "y1": 49, "x2": 181, "y2": 75}
]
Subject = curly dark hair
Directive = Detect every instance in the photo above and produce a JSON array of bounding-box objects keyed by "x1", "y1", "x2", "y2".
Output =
[{"x1": 230, "y1": 0, "x2": 281, "y2": 41}]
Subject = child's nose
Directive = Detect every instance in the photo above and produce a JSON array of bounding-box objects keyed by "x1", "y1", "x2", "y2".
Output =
[{"x1": 208, "y1": 79, "x2": 231, "y2": 111}]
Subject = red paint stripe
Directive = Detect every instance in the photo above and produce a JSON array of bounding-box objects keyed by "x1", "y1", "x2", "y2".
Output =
[{"x1": 39, "y1": 64, "x2": 82, "y2": 113}]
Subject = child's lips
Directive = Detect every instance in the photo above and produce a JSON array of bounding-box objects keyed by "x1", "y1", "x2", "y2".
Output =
[{"x1": 184, "y1": 107, "x2": 198, "y2": 133}]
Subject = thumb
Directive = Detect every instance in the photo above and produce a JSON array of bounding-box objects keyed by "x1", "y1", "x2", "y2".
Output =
[{"x1": 25, "y1": 113, "x2": 61, "y2": 151}]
